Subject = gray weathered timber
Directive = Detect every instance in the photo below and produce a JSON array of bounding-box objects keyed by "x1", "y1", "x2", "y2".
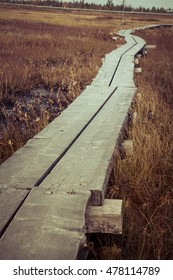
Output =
[
  {"x1": 146, "y1": 45, "x2": 157, "y2": 49},
  {"x1": 0, "y1": 87, "x2": 135, "y2": 259},
  {"x1": 85, "y1": 199, "x2": 122, "y2": 234},
  {"x1": 32, "y1": 87, "x2": 136, "y2": 206},
  {"x1": 0, "y1": 187, "x2": 89, "y2": 259},
  {"x1": 0, "y1": 86, "x2": 117, "y2": 235},
  {"x1": 0, "y1": 188, "x2": 29, "y2": 236},
  {"x1": 1, "y1": 24, "x2": 170, "y2": 259}
]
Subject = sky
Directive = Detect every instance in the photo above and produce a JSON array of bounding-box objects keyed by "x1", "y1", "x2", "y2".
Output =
[{"x1": 85, "y1": 0, "x2": 173, "y2": 9}]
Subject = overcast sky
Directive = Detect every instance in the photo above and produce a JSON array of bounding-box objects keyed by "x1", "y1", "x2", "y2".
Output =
[{"x1": 85, "y1": 0, "x2": 173, "y2": 9}]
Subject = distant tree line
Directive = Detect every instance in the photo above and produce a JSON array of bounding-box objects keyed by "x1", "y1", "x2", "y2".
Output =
[{"x1": 0, "y1": 0, "x2": 169, "y2": 13}]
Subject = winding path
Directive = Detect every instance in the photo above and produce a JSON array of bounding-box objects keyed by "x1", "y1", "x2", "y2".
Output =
[{"x1": 0, "y1": 24, "x2": 171, "y2": 259}]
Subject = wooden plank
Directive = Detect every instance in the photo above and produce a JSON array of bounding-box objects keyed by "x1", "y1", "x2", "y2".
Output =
[
  {"x1": 0, "y1": 87, "x2": 135, "y2": 260},
  {"x1": 0, "y1": 188, "x2": 29, "y2": 237},
  {"x1": 38, "y1": 87, "x2": 136, "y2": 206},
  {"x1": 110, "y1": 56, "x2": 136, "y2": 88},
  {"x1": 0, "y1": 187, "x2": 89, "y2": 260},
  {"x1": 91, "y1": 36, "x2": 137, "y2": 87},
  {"x1": 0, "y1": 85, "x2": 116, "y2": 188},
  {"x1": 109, "y1": 33, "x2": 146, "y2": 88},
  {"x1": 85, "y1": 199, "x2": 122, "y2": 234},
  {"x1": 146, "y1": 45, "x2": 157, "y2": 49},
  {"x1": 0, "y1": 86, "x2": 117, "y2": 234}
]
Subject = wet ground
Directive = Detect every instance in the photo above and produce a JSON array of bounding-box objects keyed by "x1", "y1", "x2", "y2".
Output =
[{"x1": 0, "y1": 87, "x2": 73, "y2": 163}]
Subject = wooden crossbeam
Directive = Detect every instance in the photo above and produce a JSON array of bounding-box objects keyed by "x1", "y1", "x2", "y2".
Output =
[{"x1": 85, "y1": 199, "x2": 122, "y2": 234}]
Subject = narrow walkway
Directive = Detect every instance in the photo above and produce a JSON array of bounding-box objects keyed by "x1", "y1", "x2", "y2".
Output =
[{"x1": 0, "y1": 25, "x2": 169, "y2": 259}]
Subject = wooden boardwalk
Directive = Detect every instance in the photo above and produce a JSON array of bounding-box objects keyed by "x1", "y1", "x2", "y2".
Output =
[{"x1": 0, "y1": 24, "x2": 171, "y2": 259}]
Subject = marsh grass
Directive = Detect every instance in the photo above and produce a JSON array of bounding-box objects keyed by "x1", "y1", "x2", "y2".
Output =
[
  {"x1": 0, "y1": 19, "x2": 116, "y2": 102},
  {"x1": 119, "y1": 86, "x2": 173, "y2": 259},
  {"x1": 117, "y1": 27, "x2": 173, "y2": 260}
]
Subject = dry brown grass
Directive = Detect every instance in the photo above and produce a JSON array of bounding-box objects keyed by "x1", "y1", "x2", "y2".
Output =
[
  {"x1": 119, "y1": 88, "x2": 172, "y2": 259},
  {"x1": 0, "y1": 18, "x2": 116, "y2": 102}
]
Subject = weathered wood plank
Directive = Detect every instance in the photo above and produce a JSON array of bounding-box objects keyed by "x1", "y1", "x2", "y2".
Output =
[
  {"x1": 38, "y1": 87, "x2": 136, "y2": 206},
  {"x1": 0, "y1": 188, "x2": 29, "y2": 237},
  {"x1": 0, "y1": 86, "x2": 117, "y2": 234},
  {"x1": 91, "y1": 35, "x2": 138, "y2": 87},
  {"x1": 85, "y1": 199, "x2": 122, "y2": 234},
  {"x1": 0, "y1": 87, "x2": 135, "y2": 259},
  {"x1": 0, "y1": 187, "x2": 89, "y2": 260},
  {"x1": 146, "y1": 45, "x2": 157, "y2": 49}
]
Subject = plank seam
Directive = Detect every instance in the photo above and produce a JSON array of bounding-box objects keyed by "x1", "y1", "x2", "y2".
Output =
[
  {"x1": 109, "y1": 35, "x2": 137, "y2": 86},
  {"x1": 34, "y1": 86, "x2": 118, "y2": 187}
]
